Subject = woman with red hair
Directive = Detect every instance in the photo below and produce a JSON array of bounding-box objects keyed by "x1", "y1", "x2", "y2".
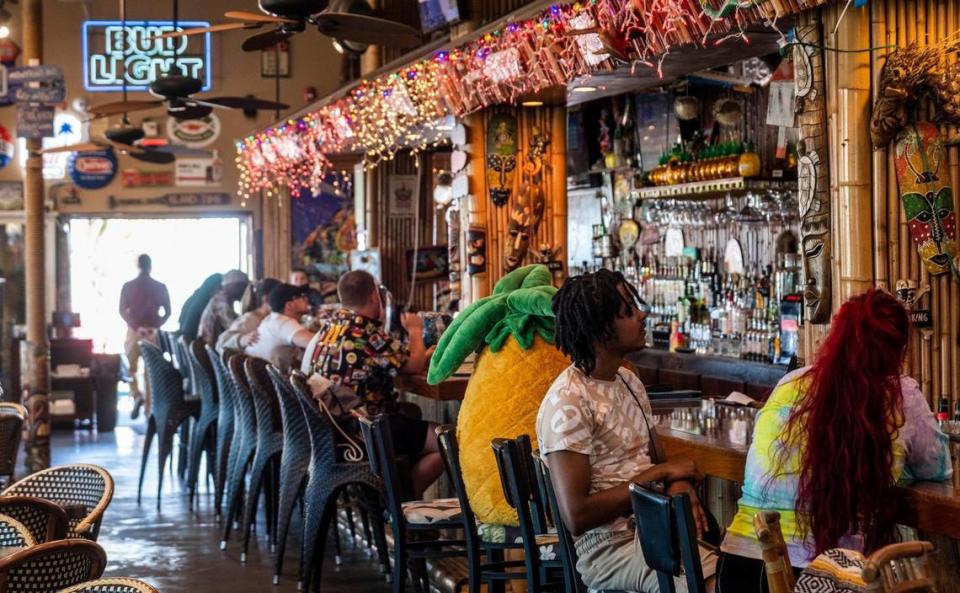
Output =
[{"x1": 717, "y1": 289, "x2": 952, "y2": 592}]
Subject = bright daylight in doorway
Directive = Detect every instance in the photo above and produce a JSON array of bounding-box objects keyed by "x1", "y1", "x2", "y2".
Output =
[{"x1": 68, "y1": 217, "x2": 248, "y2": 354}]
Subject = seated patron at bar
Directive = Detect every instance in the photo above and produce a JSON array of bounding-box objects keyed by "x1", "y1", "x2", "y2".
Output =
[
  {"x1": 537, "y1": 270, "x2": 718, "y2": 593},
  {"x1": 217, "y1": 277, "x2": 281, "y2": 353},
  {"x1": 717, "y1": 289, "x2": 952, "y2": 593},
  {"x1": 199, "y1": 270, "x2": 250, "y2": 345},
  {"x1": 245, "y1": 283, "x2": 314, "y2": 372},
  {"x1": 303, "y1": 270, "x2": 442, "y2": 498}
]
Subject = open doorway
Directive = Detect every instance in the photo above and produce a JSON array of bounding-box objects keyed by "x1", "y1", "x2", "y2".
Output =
[{"x1": 67, "y1": 216, "x2": 251, "y2": 354}]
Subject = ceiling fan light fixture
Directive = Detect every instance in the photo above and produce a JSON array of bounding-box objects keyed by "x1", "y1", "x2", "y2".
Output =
[{"x1": 331, "y1": 39, "x2": 344, "y2": 54}]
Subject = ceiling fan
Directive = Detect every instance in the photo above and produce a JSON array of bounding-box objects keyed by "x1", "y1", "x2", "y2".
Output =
[
  {"x1": 41, "y1": 120, "x2": 210, "y2": 165},
  {"x1": 155, "y1": 0, "x2": 421, "y2": 52}
]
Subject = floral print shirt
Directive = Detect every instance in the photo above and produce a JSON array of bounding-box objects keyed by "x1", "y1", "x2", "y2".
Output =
[{"x1": 303, "y1": 308, "x2": 410, "y2": 415}]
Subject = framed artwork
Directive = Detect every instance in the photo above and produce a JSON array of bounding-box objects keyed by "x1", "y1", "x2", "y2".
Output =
[
  {"x1": 261, "y1": 41, "x2": 291, "y2": 78},
  {"x1": 389, "y1": 174, "x2": 418, "y2": 216},
  {"x1": 0, "y1": 181, "x2": 23, "y2": 210},
  {"x1": 466, "y1": 227, "x2": 487, "y2": 274},
  {"x1": 406, "y1": 245, "x2": 449, "y2": 281},
  {"x1": 350, "y1": 249, "x2": 382, "y2": 283}
]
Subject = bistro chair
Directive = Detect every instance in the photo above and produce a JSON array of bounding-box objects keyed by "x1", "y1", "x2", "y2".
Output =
[
  {"x1": 358, "y1": 412, "x2": 464, "y2": 593},
  {"x1": 185, "y1": 340, "x2": 219, "y2": 507},
  {"x1": 753, "y1": 512, "x2": 795, "y2": 593},
  {"x1": 238, "y1": 358, "x2": 285, "y2": 563},
  {"x1": 205, "y1": 345, "x2": 236, "y2": 518},
  {"x1": 136, "y1": 342, "x2": 199, "y2": 510},
  {"x1": 0, "y1": 539, "x2": 107, "y2": 593},
  {"x1": 56, "y1": 578, "x2": 160, "y2": 593},
  {"x1": 490, "y1": 438, "x2": 564, "y2": 593},
  {"x1": 862, "y1": 541, "x2": 937, "y2": 593},
  {"x1": 531, "y1": 456, "x2": 589, "y2": 593},
  {"x1": 265, "y1": 367, "x2": 313, "y2": 585},
  {"x1": 628, "y1": 483, "x2": 708, "y2": 593},
  {"x1": 0, "y1": 497, "x2": 68, "y2": 544},
  {"x1": 220, "y1": 353, "x2": 258, "y2": 549},
  {"x1": 0, "y1": 514, "x2": 36, "y2": 548},
  {"x1": 174, "y1": 336, "x2": 196, "y2": 481},
  {"x1": 290, "y1": 373, "x2": 389, "y2": 593},
  {"x1": 0, "y1": 404, "x2": 25, "y2": 489},
  {"x1": 3, "y1": 465, "x2": 113, "y2": 542}
]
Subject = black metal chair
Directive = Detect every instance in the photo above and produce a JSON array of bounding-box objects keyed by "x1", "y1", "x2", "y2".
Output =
[
  {"x1": 266, "y1": 367, "x2": 313, "y2": 586},
  {"x1": 531, "y1": 457, "x2": 588, "y2": 593},
  {"x1": 220, "y1": 353, "x2": 258, "y2": 549},
  {"x1": 0, "y1": 496, "x2": 69, "y2": 544},
  {"x1": 137, "y1": 342, "x2": 199, "y2": 510},
  {"x1": 290, "y1": 374, "x2": 389, "y2": 593},
  {"x1": 628, "y1": 483, "x2": 708, "y2": 593},
  {"x1": 0, "y1": 403, "x2": 25, "y2": 489},
  {"x1": 205, "y1": 345, "x2": 236, "y2": 518},
  {"x1": 238, "y1": 358, "x2": 284, "y2": 563},
  {"x1": 0, "y1": 539, "x2": 107, "y2": 593},
  {"x1": 436, "y1": 426, "x2": 529, "y2": 593},
  {"x1": 358, "y1": 413, "x2": 465, "y2": 593},
  {"x1": 491, "y1": 438, "x2": 564, "y2": 593},
  {"x1": 186, "y1": 340, "x2": 219, "y2": 507}
]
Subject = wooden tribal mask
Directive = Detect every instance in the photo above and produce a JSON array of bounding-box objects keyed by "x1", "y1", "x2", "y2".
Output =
[
  {"x1": 485, "y1": 111, "x2": 518, "y2": 207},
  {"x1": 505, "y1": 129, "x2": 550, "y2": 272}
]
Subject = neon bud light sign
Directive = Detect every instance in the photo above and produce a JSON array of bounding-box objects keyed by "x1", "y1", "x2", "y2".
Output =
[{"x1": 82, "y1": 21, "x2": 212, "y2": 92}]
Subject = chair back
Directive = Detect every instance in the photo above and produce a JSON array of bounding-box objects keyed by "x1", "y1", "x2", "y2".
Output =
[
  {"x1": 226, "y1": 354, "x2": 257, "y2": 445},
  {"x1": 0, "y1": 513, "x2": 36, "y2": 548},
  {"x1": 532, "y1": 456, "x2": 587, "y2": 593},
  {"x1": 56, "y1": 577, "x2": 160, "y2": 593},
  {"x1": 244, "y1": 358, "x2": 283, "y2": 435},
  {"x1": 139, "y1": 342, "x2": 185, "y2": 420},
  {"x1": 2, "y1": 465, "x2": 114, "y2": 541},
  {"x1": 357, "y1": 414, "x2": 408, "y2": 523},
  {"x1": 862, "y1": 541, "x2": 937, "y2": 593},
  {"x1": 289, "y1": 373, "x2": 365, "y2": 464},
  {"x1": 188, "y1": 340, "x2": 218, "y2": 410},
  {"x1": 267, "y1": 367, "x2": 311, "y2": 456},
  {"x1": 753, "y1": 512, "x2": 796, "y2": 593},
  {"x1": 0, "y1": 404, "x2": 24, "y2": 484},
  {"x1": 0, "y1": 497, "x2": 68, "y2": 544},
  {"x1": 175, "y1": 336, "x2": 193, "y2": 393},
  {"x1": 435, "y1": 426, "x2": 480, "y2": 550},
  {"x1": 490, "y1": 439, "x2": 538, "y2": 537},
  {"x1": 206, "y1": 345, "x2": 236, "y2": 434},
  {"x1": 628, "y1": 483, "x2": 707, "y2": 593},
  {"x1": 0, "y1": 539, "x2": 107, "y2": 593}
]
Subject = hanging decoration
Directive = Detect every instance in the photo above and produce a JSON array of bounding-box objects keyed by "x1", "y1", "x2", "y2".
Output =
[
  {"x1": 236, "y1": 0, "x2": 828, "y2": 200},
  {"x1": 485, "y1": 111, "x2": 518, "y2": 207},
  {"x1": 893, "y1": 123, "x2": 957, "y2": 276}
]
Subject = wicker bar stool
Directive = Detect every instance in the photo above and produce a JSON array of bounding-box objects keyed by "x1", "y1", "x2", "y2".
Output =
[
  {"x1": 205, "y1": 346, "x2": 236, "y2": 518},
  {"x1": 137, "y1": 342, "x2": 199, "y2": 510},
  {"x1": 0, "y1": 539, "x2": 107, "y2": 593},
  {"x1": 185, "y1": 340, "x2": 219, "y2": 507},
  {"x1": 0, "y1": 497, "x2": 68, "y2": 544},
  {"x1": 3, "y1": 465, "x2": 113, "y2": 542},
  {"x1": 0, "y1": 404, "x2": 25, "y2": 489},
  {"x1": 266, "y1": 367, "x2": 313, "y2": 586},
  {"x1": 56, "y1": 578, "x2": 160, "y2": 593},
  {"x1": 220, "y1": 353, "x2": 258, "y2": 549},
  {"x1": 238, "y1": 358, "x2": 284, "y2": 563}
]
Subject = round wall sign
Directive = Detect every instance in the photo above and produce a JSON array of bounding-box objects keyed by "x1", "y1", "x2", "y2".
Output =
[
  {"x1": 0, "y1": 126, "x2": 14, "y2": 169},
  {"x1": 167, "y1": 114, "x2": 221, "y2": 148},
  {"x1": 68, "y1": 148, "x2": 117, "y2": 190}
]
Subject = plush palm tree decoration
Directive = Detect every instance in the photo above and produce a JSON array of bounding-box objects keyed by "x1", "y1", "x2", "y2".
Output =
[{"x1": 429, "y1": 264, "x2": 569, "y2": 525}]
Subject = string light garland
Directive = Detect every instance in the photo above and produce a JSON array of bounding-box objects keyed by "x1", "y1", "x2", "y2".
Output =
[{"x1": 236, "y1": 0, "x2": 824, "y2": 200}]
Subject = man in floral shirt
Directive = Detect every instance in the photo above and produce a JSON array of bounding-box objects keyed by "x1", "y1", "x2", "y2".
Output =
[{"x1": 303, "y1": 270, "x2": 442, "y2": 497}]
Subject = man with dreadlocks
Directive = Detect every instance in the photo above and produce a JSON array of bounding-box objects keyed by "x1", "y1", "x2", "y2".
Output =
[{"x1": 536, "y1": 269, "x2": 718, "y2": 593}]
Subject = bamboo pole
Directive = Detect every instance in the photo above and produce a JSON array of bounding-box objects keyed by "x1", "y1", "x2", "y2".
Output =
[
  {"x1": 466, "y1": 112, "x2": 491, "y2": 300},
  {"x1": 872, "y1": 0, "x2": 889, "y2": 289},
  {"x1": 550, "y1": 106, "x2": 568, "y2": 284}
]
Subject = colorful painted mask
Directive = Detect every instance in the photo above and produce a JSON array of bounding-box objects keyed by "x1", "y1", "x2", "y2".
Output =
[
  {"x1": 485, "y1": 112, "x2": 518, "y2": 207},
  {"x1": 894, "y1": 123, "x2": 958, "y2": 275},
  {"x1": 505, "y1": 129, "x2": 549, "y2": 272}
]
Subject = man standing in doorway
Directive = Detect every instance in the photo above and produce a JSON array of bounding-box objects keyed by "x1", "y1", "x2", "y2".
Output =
[{"x1": 119, "y1": 254, "x2": 171, "y2": 420}]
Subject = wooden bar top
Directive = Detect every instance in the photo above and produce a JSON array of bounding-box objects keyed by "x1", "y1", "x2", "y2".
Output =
[
  {"x1": 659, "y1": 428, "x2": 960, "y2": 538},
  {"x1": 394, "y1": 374, "x2": 470, "y2": 402}
]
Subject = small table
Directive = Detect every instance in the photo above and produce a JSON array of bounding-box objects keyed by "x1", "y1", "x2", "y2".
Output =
[{"x1": 394, "y1": 374, "x2": 470, "y2": 402}]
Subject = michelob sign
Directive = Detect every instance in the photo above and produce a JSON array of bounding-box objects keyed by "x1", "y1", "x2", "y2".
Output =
[{"x1": 82, "y1": 21, "x2": 212, "y2": 92}]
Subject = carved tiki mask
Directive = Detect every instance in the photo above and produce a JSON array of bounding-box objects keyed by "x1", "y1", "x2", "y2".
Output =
[
  {"x1": 894, "y1": 123, "x2": 958, "y2": 275},
  {"x1": 505, "y1": 190, "x2": 545, "y2": 272},
  {"x1": 485, "y1": 112, "x2": 518, "y2": 207}
]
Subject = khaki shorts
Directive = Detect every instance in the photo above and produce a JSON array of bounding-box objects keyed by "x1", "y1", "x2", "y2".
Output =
[{"x1": 574, "y1": 529, "x2": 718, "y2": 593}]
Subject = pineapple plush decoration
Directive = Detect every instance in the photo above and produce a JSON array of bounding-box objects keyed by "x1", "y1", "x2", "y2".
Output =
[{"x1": 428, "y1": 264, "x2": 569, "y2": 525}]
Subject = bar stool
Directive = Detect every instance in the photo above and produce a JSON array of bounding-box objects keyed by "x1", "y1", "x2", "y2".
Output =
[
  {"x1": 220, "y1": 353, "x2": 258, "y2": 549},
  {"x1": 205, "y1": 345, "x2": 236, "y2": 518},
  {"x1": 185, "y1": 339, "x2": 219, "y2": 507}
]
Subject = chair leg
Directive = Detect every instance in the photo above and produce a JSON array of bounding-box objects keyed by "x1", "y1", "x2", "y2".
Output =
[
  {"x1": 187, "y1": 417, "x2": 212, "y2": 507},
  {"x1": 240, "y1": 454, "x2": 270, "y2": 563},
  {"x1": 391, "y1": 520, "x2": 408, "y2": 593},
  {"x1": 467, "y1": 541, "x2": 481, "y2": 593},
  {"x1": 137, "y1": 417, "x2": 157, "y2": 505},
  {"x1": 215, "y1": 428, "x2": 233, "y2": 518},
  {"x1": 273, "y1": 472, "x2": 306, "y2": 585},
  {"x1": 309, "y1": 497, "x2": 341, "y2": 593},
  {"x1": 156, "y1": 423, "x2": 176, "y2": 511},
  {"x1": 299, "y1": 486, "x2": 327, "y2": 592},
  {"x1": 221, "y1": 449, "x2": 252, "y2": 548}
]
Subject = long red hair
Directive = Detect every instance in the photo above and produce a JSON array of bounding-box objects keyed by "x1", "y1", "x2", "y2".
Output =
[{"x1": 782, "y1": 289, "x2": 910, "y2": 557}]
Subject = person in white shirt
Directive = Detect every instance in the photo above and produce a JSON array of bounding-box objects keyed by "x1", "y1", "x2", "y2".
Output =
[
  {"x1": 217, "y1": 277, "x2": 281, "y2": 354},
  {"x1": 245, "y1": 283, "x2": 314, "y2": 372}
]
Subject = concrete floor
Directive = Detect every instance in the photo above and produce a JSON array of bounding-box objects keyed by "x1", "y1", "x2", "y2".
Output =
[{"x1": 49, "y1": 413, "x2": 391, "y2": 593}]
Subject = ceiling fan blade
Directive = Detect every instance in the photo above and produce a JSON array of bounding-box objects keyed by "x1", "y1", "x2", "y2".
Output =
[
  {"x1": 150, "y1": 22, "x2": 259, "y2": 40},
  {"x1": 314, "y1": 13, "x2": 421, "y2": 48},
  {"x1": 129, "y1": 150, "x2": 177, "y2": 165},
  {"x1": 87, "y1": 100, "x2": 164, "y2": 116},
  {"x1": 241, "y1": 29, "x2": 293, "y2": 52},
  {"x1": 198, "y1": 96, "x2": 291, "y2": 111},
  {"x1": 41, "y1": 142, "x2": 105, "y2": 154},
  {"x1": 225, "y1": 10, "x2": 297, "y2": 24}
]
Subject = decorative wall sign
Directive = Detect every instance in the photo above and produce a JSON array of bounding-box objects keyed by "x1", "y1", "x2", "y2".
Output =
[
  {"x1": 407, "y1": 245, "x2": 449, "y2": 280},
  {"x1": 16, "y1": 104, "x2": 55, "y2": 139},
  {"x1": 0, "y1": 181, "x2": 23, "y2": 210},
  {"x1": 18, "y1": 113, "x2": 85, "y2": 180},
  {"x1": 466, "y1": 227, "x2": 487, "y2": 275},
  {"x1": 0, "y1": 125, "x2": 14, "y2": 169},
  {"x1": 895, "y1": 280, "x2": 933, "y2": 329},
  {"x1": 260, "y1": 41, "x2": 290, "y2": 78},
  {"x1": 894, "y1": 123, "x2": 957, "y2": 275},
  {"x1": 794, "y1": 15, "x2": 833, "y2": 323},
  {"x1": 388, "y1": 174, "x2": 418, "y2": 217},
  {"x1": 167, "y1": 114, "x2": 221, "y2": 148},
  {"x1": 82, "y1": 20, "x2": 212, "y2": 92},
  {"x1": 485, "y1": 111, "x2": 518, "y2": 207},
  {"x1": 121, "y1": 169, "x2": 174, "y2": 188},
  {"x1": 7, "y1": 65, "x2": 66, "y2": 105},
  {"x1": 175, "y1": 156, "x2": 222, "y2": 187},
  {"x1": 68, "y1": 148, "x2": 117, "y2": 190},
  {"x1": 108, "y1": 192, "x2": 230, "y2": 209},
  {"x1": 49, "y1": 183, "x2": 81, "y2": 208}
]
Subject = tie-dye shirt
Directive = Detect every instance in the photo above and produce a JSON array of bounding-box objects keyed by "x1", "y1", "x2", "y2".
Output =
[{"x1": 722, "y1": 367, "x2": 953, "y2": 567}]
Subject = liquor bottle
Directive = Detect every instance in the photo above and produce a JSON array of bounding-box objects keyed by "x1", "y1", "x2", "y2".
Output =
[{"x1": 937, "y1": 396, "x2": 950, "y2": 429}]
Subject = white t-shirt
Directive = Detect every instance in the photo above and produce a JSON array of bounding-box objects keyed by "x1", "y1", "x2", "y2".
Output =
[{"x1": 245, "y1": 312, "x2": 304, "y2": 372}]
